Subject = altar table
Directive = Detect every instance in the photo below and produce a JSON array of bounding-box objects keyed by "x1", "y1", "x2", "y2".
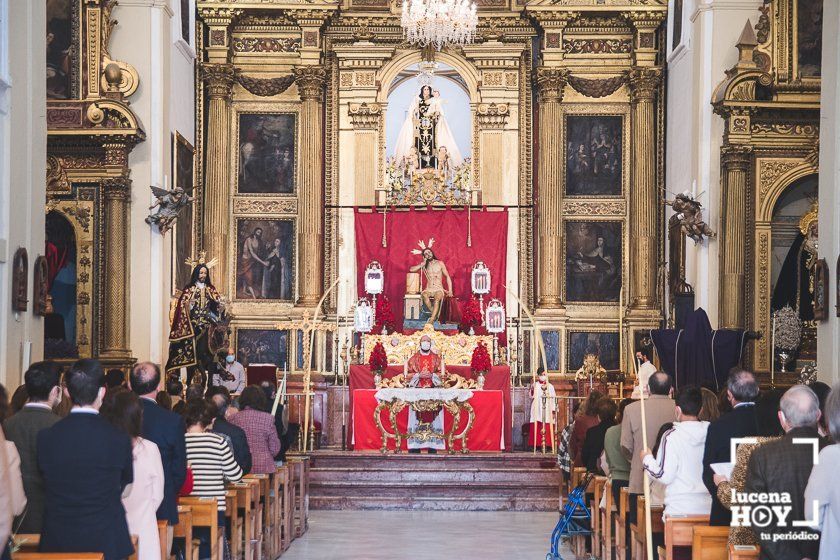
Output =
[
  {"x1": 352, "y1": 388, "x2": 504, "y2": 452},
  {"x1": 348, "y1": 364, "x2": 512, "y2": 450}
]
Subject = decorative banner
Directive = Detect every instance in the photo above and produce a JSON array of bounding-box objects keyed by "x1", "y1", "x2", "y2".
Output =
[{"x1": 354, "y1": 208, "x2": 507, "y2": 330}]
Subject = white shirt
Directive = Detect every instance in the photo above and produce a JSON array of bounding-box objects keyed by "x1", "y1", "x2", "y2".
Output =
[
  {"x1": 214, "y1": 361, "x2": 245, "y2": 393},
  {"x1": 631, "y1": 361, "x2": 657, "y2": 398}
]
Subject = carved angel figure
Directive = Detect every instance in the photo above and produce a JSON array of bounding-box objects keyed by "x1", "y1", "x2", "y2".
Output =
[
  {"x1": 666, "y1": 192, "x2": 717, "y2": 244},
  {"x1": 146, "y1": 184, "x2": 194, "y2": 235}
]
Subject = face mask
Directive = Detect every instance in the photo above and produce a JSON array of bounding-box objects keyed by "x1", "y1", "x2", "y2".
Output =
[
  {"x1": 420, "y1": 342, "x2": 431, "y2": 352},
  {"x1": 226, "y1": 355, "x2": 235, "y2": 364},
  {"x1": 539, "y1": 375, "x2": 547, "y2": 383}
]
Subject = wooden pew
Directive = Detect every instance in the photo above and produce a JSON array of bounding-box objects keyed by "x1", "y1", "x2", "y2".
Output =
[
  {"x1": 728, "y1": 543, "x2": 760, "y2": 560},
  {"x1": 662, "y1": 515, "x2": 709, "y2": 560},
  {"x1": 11, "y1": 535, "x2": 40, "y2": 553},
  {"x1": 225, "y1": 489, "x2": 241, "y2": 560},
  {"x1": 599, "y1": 480, "x2": 615, "y2": 560},
  {"x1": 630, "y1": 495, "x2": 664, "y2": 560},
  {"x1": 690, "y1": 525, "x2": 729, "y2": 560},
  {"x1": 174, "y1": 505, "x2": 196, "y2": 560},
  {"x1": 569, "y1": 471, "x2": 592, "y2": 558},
  {"x1": 12, "y1": 555, "x2": 104, "y2": 560},
  {"x1": 248, "y1": 474, "x2": 271, "y2": 559},
  {"x1": 233, "y1": 481, "x2": 255, "y2": 560},
  {"x1": 179, "y1": 497, "x2": 223, "y2": 560},
  {"x1": 277, "y1": 464, "x2": 293, "y2": 552},
  {"x1": 591, "y1": 475, "x2": 607, "y2": 559},
  {"x1": 243, "y1": 476, "x2": 264, "y2": 560},
  {"x1": 288, "y1": 457, "x2": 310, "y2": 537},
  {"x1": 615, "y1": 487, "x2": 630, "y2": 560},
  {"x1": 157, "y1": 520, "x2": 168, "y2": 560}
]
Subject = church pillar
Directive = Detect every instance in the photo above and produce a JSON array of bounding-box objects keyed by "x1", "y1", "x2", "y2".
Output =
[
  {"x1": 295, "y1": 65, "x2": 327, "y2": 307},
  {"x1": 719, "y1": 145, "x2": 752, "y2": 329},
  {"x1": 348, "y1": 102, "x2": 381, "y2": 206},
  {"x1": 100, "y1": 141, "x2": 132, "y2": 358},
  {"x1": 200, "y1": 63, "x2": 235, "y2": 294},
  {"x1": 628, "y1": 67, "x2": 662, "y2": 310},
  {"x1": 476, "y1": 103, "x2": 510, "y2": 205},
  {"x1": 535, "y1": 68, "x2": 567, "y2": 308}
]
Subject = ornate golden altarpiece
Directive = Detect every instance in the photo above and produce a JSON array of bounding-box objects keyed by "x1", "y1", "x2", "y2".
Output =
[
  {"x1": 46, "y1": 1, "x2": 145, "y2": 368},
  {"x1": 712, "y1": 2, "x2": 820, "y2": 375},
  {"x1": 194, "y1": 0, "x2": 668, "y2": 378}
]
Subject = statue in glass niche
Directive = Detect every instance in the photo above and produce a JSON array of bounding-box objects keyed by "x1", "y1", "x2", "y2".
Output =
[{"x1": 772, "y1": 201, "x2": 819, "y2": 322}]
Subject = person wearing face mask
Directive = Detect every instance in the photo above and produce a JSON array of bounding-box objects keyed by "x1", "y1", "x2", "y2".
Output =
[
  {"x1": 213, "y1": 349, "x2": 245, "y2": 394},
  {"x1": 528, "y1": 367, "x2": 556, "y2": 449},
  {"x1": 404, "y1": 334, "x2": 445, "y2": 453}
]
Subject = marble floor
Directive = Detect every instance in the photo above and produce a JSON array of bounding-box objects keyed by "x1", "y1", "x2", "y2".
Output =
[{"x1": 280, "y1": 510, "x2": 574, "y2": 560}]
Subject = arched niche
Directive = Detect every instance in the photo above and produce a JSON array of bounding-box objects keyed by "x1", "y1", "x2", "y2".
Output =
[{"x1": 376, "y1": 51, "x2": 480, "y2": 104}]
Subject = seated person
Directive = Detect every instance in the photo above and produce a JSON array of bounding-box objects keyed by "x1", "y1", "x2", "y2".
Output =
[{"x1": 403, "y1": 335, "x2": 445, "y2": 453}]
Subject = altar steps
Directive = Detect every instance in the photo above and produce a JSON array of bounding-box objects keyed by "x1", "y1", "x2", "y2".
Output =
[{"x1": 308, "y1": 450, "x2": 562, "y2": 512}]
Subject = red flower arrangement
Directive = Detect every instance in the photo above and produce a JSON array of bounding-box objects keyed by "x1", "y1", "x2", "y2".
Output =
[
  {"x1": 373, "y1": 295, "x2": 396, "y2": 334},
  {"x1": 470, "y1": 341, "x2": 492, "y2": 374},
  {"x1": 460, "y1": 297, "x2": 482, "y2": 333},
  {"x1": 368, "y1": 341, "x2": 388, "y2": 373}
]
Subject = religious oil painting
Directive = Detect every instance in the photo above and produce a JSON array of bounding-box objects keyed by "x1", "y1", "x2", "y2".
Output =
[
  {"x1": 568, "y1": 332, "x2": 620, "y2": 372},
  {"x1": 671, "y1": 0, "x2": 684, "y2": 51},
  {"x1": 541, "y1": 331, "x2": 560, "y2": 372},
  {"x1": 47, "y1": 0, "x2": 75, "y2": 99},
  {"x1": 565, "y1": 221, "x2": 622, "y2": 302},
  {"x1": 797, "y1": 0, "x2": 823, "y2": 77},
  {"x1": 45, "y1": 211, "x2": 78, "y2": 358},
  {"x1": 180, "y1": 0, "x2": 191, "y2": 44},
  {"x1": 172, "y1": 132, "x2": 195, "y2": 293},
  {"x1": 565, "y1": 115, "x2": 622, "y2": 196},
  {"x1": 296, "y1": 330, "x2": 317, "y2": 370},
  {"x1": 237, "y1": 113, "x2": 297, "y2": 194},
  {"x1": 235, "y1": 218, "x2": 294, "y2": 301},
  {"x1": 236, "y1": 329, "x2": 289, "y2": 368}
]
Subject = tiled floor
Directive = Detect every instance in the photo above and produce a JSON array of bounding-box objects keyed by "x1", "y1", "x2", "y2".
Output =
[{"x1": 281, "y1": 510, "x2": 574, "y2": 560}]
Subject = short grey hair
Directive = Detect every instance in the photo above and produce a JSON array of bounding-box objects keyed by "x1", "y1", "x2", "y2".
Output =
[
  {"x1": 824, "y1": 383, "x2": 840, "y2": 442},
  {"x1": 727, "y1": 369, "x2": 759, "y2": 403},
  {"x1": 780, "y1": 385, "x2": 820, "y2": 429}
]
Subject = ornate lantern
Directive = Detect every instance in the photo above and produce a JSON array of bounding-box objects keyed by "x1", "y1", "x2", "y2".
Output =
[
  {"x1": 471, "y1": 261, "x2": 491, "y2": 295},
  {"x1": 364, "y1": 261, "x2": 384, "y2": 295},
  {"x1": 484, "y1": 299, "x2": 506, "y2": 334},
  {"x1": 354, "y1": 299, "x2": 374, "y2": 333}
]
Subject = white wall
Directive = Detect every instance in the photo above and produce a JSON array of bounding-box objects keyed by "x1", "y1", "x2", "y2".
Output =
[
  {"x1": 0, "y1": 0, "x2": 47, "y2": 387},
  {"x1": 817, "y1": 0, "x2": 840, "y2": 383},
  {"x1": 110, "y1": 0, "x2": 195, "y2": 365},
  {"x1": 665, "y1": 0, "x2": 762, "y2": 326}
]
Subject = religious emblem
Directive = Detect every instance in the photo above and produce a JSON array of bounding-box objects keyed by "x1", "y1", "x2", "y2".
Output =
[
  {"x1": 484, "y1": 299, "x2": 506, "y2": 334},
  {"x1": 11, "y1": 248, "x2": 28, "y2": 312},
  {"x1": 665, "y1": 191, "x2": 716, "y2": 244},
  {"x1": 33, "y1": 256, "x2": 50, "y2": 316},
  {"x1": 471, "y1": 262, "x2": 491, "y2": 295},
  {"x1": 364, "y1": 261, "x2": 384, "y2": 295},
  {"x1": 354, "y1": 298, "x2": 374, "y2": 333},
  {"x1": 146, "y1": 182, "x2": 194, "y2": 235}
]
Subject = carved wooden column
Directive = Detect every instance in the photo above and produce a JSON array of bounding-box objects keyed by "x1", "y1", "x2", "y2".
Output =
[
  {"x1": 100, "y1": 140, "x2": 132, "y2": 359},
  {"x1": 348, "y1": 102, "x2": 381, "y2": 205},
  {"x1": 200, "y1": 63, "x2": 235, "y2": 293},
  {"x1": 295, "y1": 65, "x2": 327, "y2": 306},
  {"x1": 535, "y1": 68, "x2": 567, "y2": 308},
  {"x1": 628, "y1": 67, "x2": 662, "y2": 310},
  {"x1": 719, "y1": 145, "x2": 753, "y2": 329},
  {"x1": 476, "y1": 103, "x2": 510, "y2": 205}
]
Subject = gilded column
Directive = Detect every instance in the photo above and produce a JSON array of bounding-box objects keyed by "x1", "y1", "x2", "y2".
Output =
[
  {"x1": 535, "y1": 68, "x2": 567, "y2": 308},
  {"x1": 294, "y1": 65, "x2": 327, "y2": 306},
  {"x1": 100, "y1": 140, "x2": 131, "y2": 358},
  {"x1": 348, "y1": 102, "x2": 382, "y2": 205},
  {"x1": 628, "y1": 67, "x2": 662, "y2": 310},
  {"x1": 719, "y1": 145, "x2": 752, "y2": 329},
  {"x1": 476, "y1": 103, "x2": 510, "y2": 205},
  {"x1": 200, "y1": 63, "x2": 235, "y2": 293}
]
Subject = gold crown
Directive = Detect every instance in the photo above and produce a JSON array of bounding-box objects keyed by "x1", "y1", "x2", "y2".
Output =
[
  {"x1": 184, "y1": 250, "x2": 218, "y2": 270},
  {"x1": 798, "y1": 199, "x2": 818, "y2": 236}
]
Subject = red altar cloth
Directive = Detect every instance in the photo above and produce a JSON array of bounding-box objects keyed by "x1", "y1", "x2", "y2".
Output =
[
  {"x1": 352, "y1": 389, "x2": 503, "y2": 451},
  {"x1": 348, "y1": 364, "x2": 512, "y2": 451}
]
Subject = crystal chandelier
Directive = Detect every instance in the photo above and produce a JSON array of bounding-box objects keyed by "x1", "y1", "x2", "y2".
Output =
[{"x1": 401, "y1": 0, "x2": 478, "y2": 51}]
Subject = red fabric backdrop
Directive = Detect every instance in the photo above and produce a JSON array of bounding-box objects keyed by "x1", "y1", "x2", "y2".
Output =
[
  {"x1": 354, "y1": 209, "x2": 508, "y2": 328},
  {"x1": 348, "y1": 364, "x2": 512, "y2": 451}
]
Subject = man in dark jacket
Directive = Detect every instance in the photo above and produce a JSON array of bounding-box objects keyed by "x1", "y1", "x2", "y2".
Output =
[
  {"x1": 744, "y1": 385, "x2": 826, "y2": 560},
  {"x1": 207, "y1": 386, "x2": 252, "y2": 474},
  {"x1": 130, "y1": 362, "x2": 187, "y2": 554},
  {"x1": 702, "y1": 368, "x2": 760, "y2": 525},
  {"x1": 3, "y1": 361, "x2": 62, "y2": 533},
  {"x1": 38, "y1": 359, "x2": 133, "y2": 560}
]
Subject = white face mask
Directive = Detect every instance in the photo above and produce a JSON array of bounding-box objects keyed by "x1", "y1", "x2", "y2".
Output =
[
  {"x1": 539, "y1": 375, "x2": 547, "y2": 383},
  {"x1": 420, "y1": 341, "x2": 431, "y2": 352}
]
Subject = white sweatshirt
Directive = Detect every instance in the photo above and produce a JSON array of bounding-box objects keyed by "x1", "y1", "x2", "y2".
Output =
[{"x1": 642, "y1": 420, "x2": 712, "y2": 516}]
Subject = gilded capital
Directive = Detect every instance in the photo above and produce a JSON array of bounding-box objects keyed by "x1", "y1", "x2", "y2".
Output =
[
  {"x1": 197, "y1": 7, "x2": 243, "y2": 28},
  {"x1": 348, "y1": 102, "x2": 382, "y2": 129},
  {"x1": 721, "y1": 144, "x2": 753, "y2": 170},
  {"x1": 535, "y1": 67, "x2": 569, "y2": 103},
  {"x1": 476, "y1": 103, "x2": 510, "y2": 129},
  {"x1": 623, "y1": 11, "x2": 667, "y2": 31},
  {"x1": 628, "y1": 67, "x2": 662, "y2": 102},
  {"x1": 101, "y1": 176, "x2": 131, "y2": 200},
  {"x1": 293, "y1": 66, "x2": 327, "y2": 102},
  {"x1": 102, "y1": 138, "x2": 130, "y2": 167},
  {"x1": 200, "y1": 63, "x2": 235, "y2": 100}
]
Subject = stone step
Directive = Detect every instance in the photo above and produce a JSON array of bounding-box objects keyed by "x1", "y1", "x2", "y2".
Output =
[
  {"x1": 310, "y1": 494, "x2": 561, "y2": 512},
  {"x1": 311, "y1": 467, "x2": 560, "y2": 484},
  {"x1": 308, "y1": 451, "x2": 559, "y2": 471},
  {"x1": 311, "y1": 481, "x2": 558, "y2": 498}
]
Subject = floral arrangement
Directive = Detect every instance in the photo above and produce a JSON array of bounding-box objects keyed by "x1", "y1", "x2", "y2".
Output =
[
  {"x1": 460, "y1": 297, "x2": 482, "y2": 333},
  {"x1": 368, "y1": 341, "x2": 388, "y2": 374},
  {"x1": 470, "y1": 341, "x2": 492, "y2": 374},
  {"x1": 373, "y1": 295, "x2": 396, "y2": 334},
  {"x1": 773, "y1": 305, "x2": 802, "y2": 352}
]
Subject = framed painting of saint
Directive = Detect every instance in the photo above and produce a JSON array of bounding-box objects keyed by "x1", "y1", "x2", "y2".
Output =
[
  {"x1": 47, "y1": 0, "x2": 78, "y2": 99},
  {"x1": 237, "y1": 113, "x2": 297, "y2": 194},
  {"x1": 797, "y1": 0, "x2": 823, "y2": 77},
  {"x1": 565, "y1": 115, "x2": 623, "y2": 196},
  {"x1": 541, "y1": 330, "x2": 560, "y2": 372},
  {"x1": 236, "y1": 329, "x2": 289, "y2": 368},
  {"x1": 565, "y1": 221, "x2": 622, "y2": 303},
  {"x1": 568, "y1": 332, "x2": 620, "y2": 372},
  {"x1": 235, "y1": 218, "x2": 295, "y2": 301},
  {"x1": 171, "y1": 132, "x2": 195, "y2": 293}
]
